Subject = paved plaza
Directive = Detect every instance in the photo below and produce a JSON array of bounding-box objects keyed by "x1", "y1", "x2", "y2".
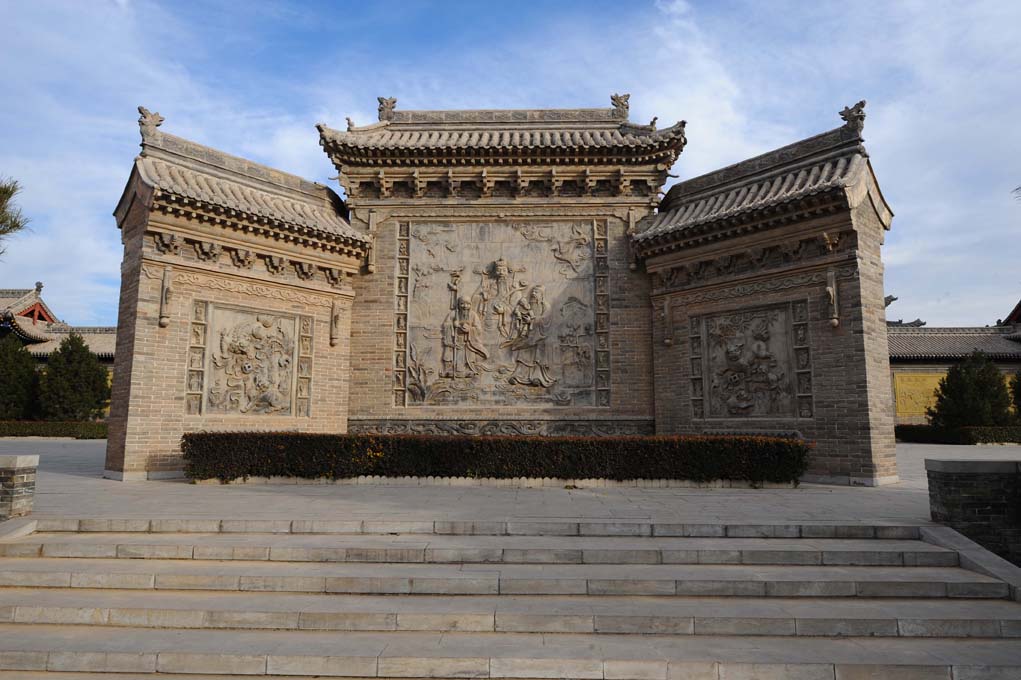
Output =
[{"x1": 5, "y1": 438, "x2": 1020, "y2": 524}]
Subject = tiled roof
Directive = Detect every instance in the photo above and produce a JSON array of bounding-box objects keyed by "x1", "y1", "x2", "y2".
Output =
[
  {"x1": 888, "y1": 326, "x2": 1021, "y2": 361},
  {"x1": 634, "y1": 101, "x2": 890, "y2": 250},
  {"x1": 317, "y1": 96, "x2": 686, "y2": 165},
  {"x1": 25, "y1": 326, "x2": 117, "y2": 360},
  {"x1": 128, "y1": 108, "x2": 369, "y2": 249},
  {"x1": 135, "y1": 155, "x2": 364, "y2": 243}
]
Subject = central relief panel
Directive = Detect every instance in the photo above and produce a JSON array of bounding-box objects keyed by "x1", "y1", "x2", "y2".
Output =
[{"x1": 399, "y1": 220, "x2": 609, "y2": 407}]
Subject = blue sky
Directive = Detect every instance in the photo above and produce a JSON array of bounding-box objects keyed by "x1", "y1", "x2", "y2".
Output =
[{"x1": 2, "y1": 0, "x2": 1019, "y2": 326}]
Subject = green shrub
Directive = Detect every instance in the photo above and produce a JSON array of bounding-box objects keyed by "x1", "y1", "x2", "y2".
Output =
[
  {"x1": 895, "y1": 424, "x2": 1021, "y2": 444},
  {"x1": 182, "y1": 432, "x2": 812, "y2": 485},
  {"x1": 0, "y1": 420, "x2": 107, "y2": 439},
  {"x1": 38, "y1": 333, "x2": 110, "y2": 421},
  {"x1": 927, "y1": 352, "x2": 1013, "y2": 428},
  {"x1": 0, "y1": 335, "x2": 39, "y2": 419}
]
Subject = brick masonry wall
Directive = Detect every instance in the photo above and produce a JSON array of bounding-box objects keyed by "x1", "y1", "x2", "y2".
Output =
[
  {"x1": 927, "y1": 460, "x2": 1021, "y2": 566},
  {"x1": 646, "y1": 204, "x2": 897, "y2": 485},
  {"x1": 104, "y1": 208, "x2": 359, "y2": 478}
]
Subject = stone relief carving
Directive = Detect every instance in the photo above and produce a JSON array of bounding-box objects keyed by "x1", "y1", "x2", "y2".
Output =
[
  {"x1": 204, "y1": 307, "x2": 303, "y2": 416},
  {"x1": 230, "y1": 248, "x2": 256, "y2": 269},
  {"x1": 688, "y1": 301, "x2": 814, "y2": 420},
  {"x1": 399, "y1": 221, "x2": 606, "y2": 407},
  {"x1": 664, "y1": 266, "x2": 859, "y2": 306},
  {"x1": 264, "y1": 255, "x2": 288, "y2": 275},
  {"x1": 705, "y1": 307, "x2": 793, "y2": 418},
  {"x1": 194, "y1": 241, "x2": 222, "y2": 262}
]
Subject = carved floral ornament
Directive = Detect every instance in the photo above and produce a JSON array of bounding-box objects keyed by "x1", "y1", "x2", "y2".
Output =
[{"x1": 147, "y1": 232, "x2": 357, "y2": 292}]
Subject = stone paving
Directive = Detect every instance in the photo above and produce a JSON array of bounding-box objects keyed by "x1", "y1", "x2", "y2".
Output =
[{"x1": 1, "y1": 439, "x2": 1019, "y2": 523}]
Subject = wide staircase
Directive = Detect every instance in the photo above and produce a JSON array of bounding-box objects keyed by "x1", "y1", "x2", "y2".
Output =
[{"x1": 0, "y1": 518, "x2": 1019, "y2": 678}]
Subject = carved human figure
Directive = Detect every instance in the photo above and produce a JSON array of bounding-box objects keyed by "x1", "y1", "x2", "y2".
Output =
[
  {"x1": 441, "y1": 297, "x2": 488, "y2": 378},
  {"x1": 503, "y1": 285, "x2": 556, "y2": 388}
]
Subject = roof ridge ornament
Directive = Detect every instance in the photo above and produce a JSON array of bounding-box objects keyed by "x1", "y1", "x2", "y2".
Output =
[
  {"x1": 610, "y1": 93, "x2": 630, "y2": 120},
  {"x1": 839, "y1": 100, "x2": 866, "y2": 135},
  {"x1": 137, "y1": 106, "x2": 165, "y2": 142},
  {"x1": 378, "y1": 96, "x2": 397, "y2": 122}
]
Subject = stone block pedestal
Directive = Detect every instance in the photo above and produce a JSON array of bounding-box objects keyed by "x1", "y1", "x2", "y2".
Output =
[{"x1": 0, "y1": 455, "x2": 39, "y2": 520}]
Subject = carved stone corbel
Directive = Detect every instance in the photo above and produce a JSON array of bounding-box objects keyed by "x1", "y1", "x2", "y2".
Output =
[
  {"x1": 446, "y1": 169, "x2": 459, "y2": 198},
  {"x1": 826, "y1": 268, "x2": 840, "y2": 327},
  {"x1": 153, "y1": 232, "x2": 180, "y2": 255},
  {"x1": 821, "y1": 231, "x2": 841, "y2": 253},
  {"x1": 480, "y1": 169, "x2": 494, "y2": 198},
  {"x1": 514, "y1": 169, "x2": 527, "y2": 196},
  {"x1": 377, "y1": 170, "x2": 391, "y2": 199},
  {"x1": 158, "y1": 266, "x2": 172, "y2": 328},
  {"x1": 194, "y1": 241, "x2": 222, "y2": 262},
  {"x1": 294, "y1": 261, "x2": 316, "y2": 280},
  {"x1": 582, "y1": 168, "x2": 596, "y2": 196},
  {"x1": 550, "y1": 169, "x2": 562, "y2": 196},
  {"x1": 264, "y1": 255, "x2": 287, "y2": 275},
  {"x1": 412, "y1": 169, "x2": 426, "y2": 199},
  {"x1": 615, "y1": 169, "x2": 629, "y2": 197},
  {"x1": 230, "y1": 248, "x2": 255, "y2": 269}
]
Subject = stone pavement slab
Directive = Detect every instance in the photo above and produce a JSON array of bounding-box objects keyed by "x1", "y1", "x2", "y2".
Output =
[{"x1": 2, "y1": 439, "x2": 1019, "y2": 524}]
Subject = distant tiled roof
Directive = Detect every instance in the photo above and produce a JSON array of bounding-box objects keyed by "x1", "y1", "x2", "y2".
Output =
[
  {"x1": 1004, "y1": 298, "x2": 1021, "y2": 325},
  {"x1": 888, "y1": 326, "x2": 1021, "y2": 361},
  {"x1": 25, "y1": 326, "x2": 117, "y2": 360},
  {"x1": 634, "y1": 101, "x2": 891, "y2": 254},
  {"x1": 317, "y1": 95, "x2": 687, "y2": 166}
]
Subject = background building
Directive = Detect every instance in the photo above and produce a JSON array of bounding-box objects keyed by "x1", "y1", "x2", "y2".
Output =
[{"x1": 0, "y1": 283, "x2": 116, "y2": 371}]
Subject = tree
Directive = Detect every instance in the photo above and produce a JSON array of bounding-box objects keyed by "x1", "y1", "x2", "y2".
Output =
[
  {"x1": 927, "y1": 351, "x2": 1013, "y2": 428},
  {"x1": 38, "y1": 333, "x2": 110, "y2": 420},
  {"x1": 0, "y1": 335, "x2": 39, "y2": 419},
  {"x1": 0, "y1": 177, "x2": 30, "y2": 256}
]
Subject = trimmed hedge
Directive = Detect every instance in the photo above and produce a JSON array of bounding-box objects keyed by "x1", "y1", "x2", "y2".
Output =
[
  {"x1": 0, "y1": 420, "x2": 108, "y2": 439},
  {"x1": 182, "y1": 432, "x2": 811, "y2": 485},
  {"x1": 896, "y1": 424, "x2": 1021, "y2": 445}
]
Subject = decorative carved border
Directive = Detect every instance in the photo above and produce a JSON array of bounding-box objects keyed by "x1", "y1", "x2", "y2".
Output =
[
  {"x1": 663, "y1": 265, "x2": 858, "y2": 306},
  {"x1": 791, "y1": 299, "x2": 814, "y2": 418},
  {"x1": 593, "y1": 220, "x2": 611, "y2": 407},
  {"x1": 688, "y1": 316, "x2": 704, "y2": 420},
  {"x1": 393, "y1": 222, "x2": 410, "y2": 406},
  {"x1": 296, "y1": 315, "x2": 314, "y2": 417},
  {"x1": 170, "y1": 270, "x2": 333, "y2": 308},
  {"x1": 185, "y1": 301, "x2": 208, "y2": 415},
  {"x1": 348, "y1": 419, "x2": 655, "y2": 437}
]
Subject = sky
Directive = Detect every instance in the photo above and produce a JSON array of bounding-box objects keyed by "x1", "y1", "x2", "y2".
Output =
[{"x1": 1, "y1": 0, "x2": 1019, "y2": 327}]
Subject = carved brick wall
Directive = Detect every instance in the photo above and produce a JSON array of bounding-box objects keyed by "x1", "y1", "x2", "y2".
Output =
[
  {"x1": 347, "y1": 208, "x2": 655, "y2": 435},
  {"x1": 648, "y1": 210, "x2": 897, "y2": 485},
  {"x1": 105, "y1": 214, "x2": 357, "y2": 479}
]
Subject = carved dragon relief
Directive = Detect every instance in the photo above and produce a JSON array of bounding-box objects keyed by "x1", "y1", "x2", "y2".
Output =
[
  {"x1": 403, "y1": 221, "x2": 603, "y2": 407},
  {"x1": 205, "y1": 308, "x2": 298, "y2": 416}
]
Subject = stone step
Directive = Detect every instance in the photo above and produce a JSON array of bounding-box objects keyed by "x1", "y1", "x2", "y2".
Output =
[
  {"x1": 33, "y1": 517, "x2": 923, "y2": 539},
  {"x1": 0, "y1": 532, "x2": 958, "y2": 566},
  {"x1": 0, "y1": 557, "x2": 1007, "y2": 598},
  {"x1": 1, "y1": 588, "x2": 1019, "y2": 637},
  {"x1": 0, "y1": 624, "x2": 1019, "y2": 677}
]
